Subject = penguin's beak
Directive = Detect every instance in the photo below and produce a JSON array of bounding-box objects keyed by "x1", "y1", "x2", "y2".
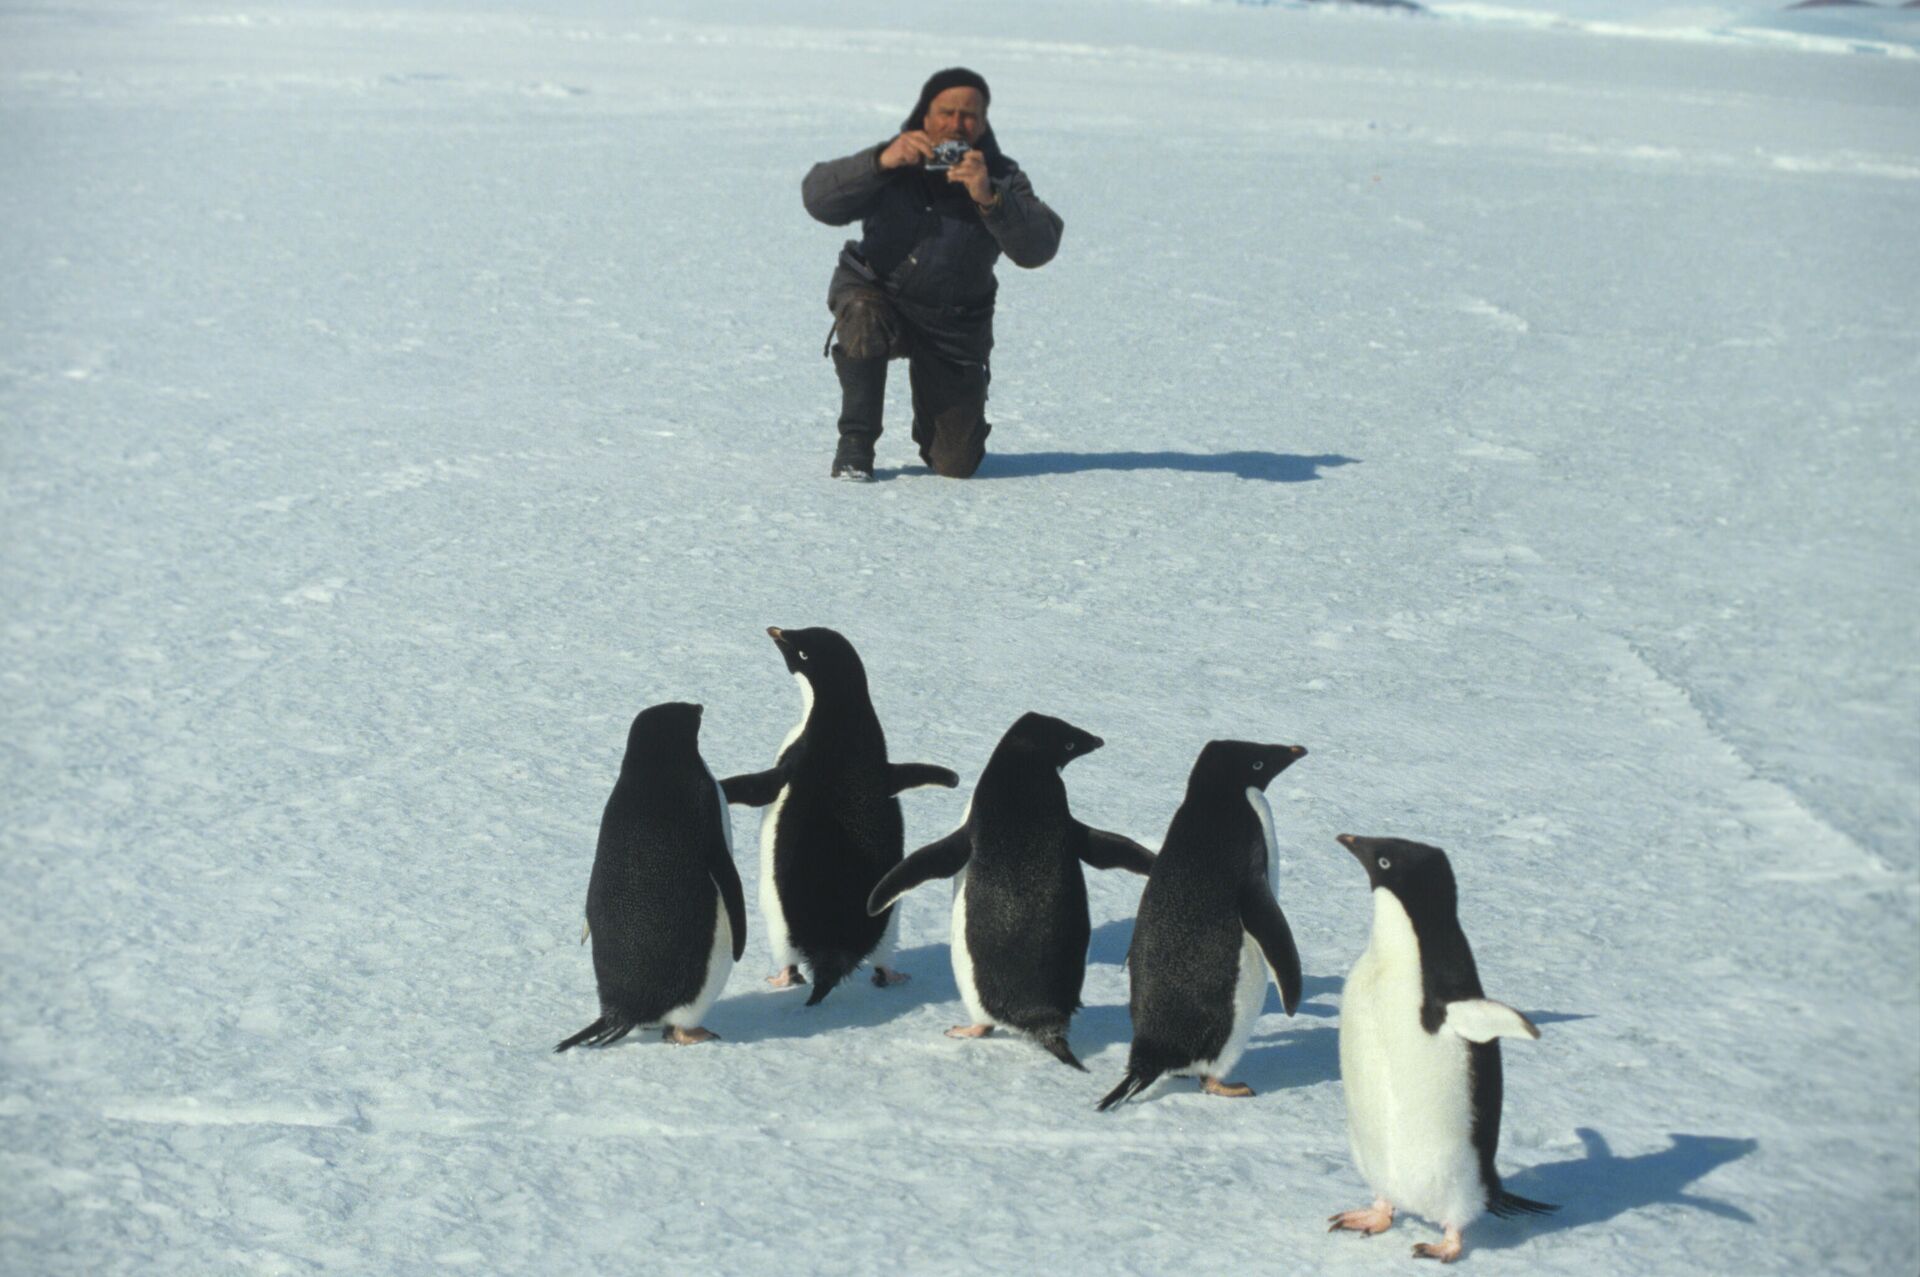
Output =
[
  {"x1": 1338, "y1": 833, "x2": 1369, "y2": 865},
  {"x1": 1290, "y1": 745, "x2": 1308, "y2": 759},
  {"x1": 766, "y1": 626, "x2": 787, "y2": 645},
  {"x1": 1088, "y1": 735, "x2": 1105, "y2": 751}
]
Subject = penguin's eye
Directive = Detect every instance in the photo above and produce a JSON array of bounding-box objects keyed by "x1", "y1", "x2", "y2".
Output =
[
  {"x1": 1252, "y1": 760, "x2": 1264, "y2": 771},
  {"x1": 797, "y1": 650, "x2": 809, "y2": 661},
  {"x1": 1064, "y1": 742, "x2": 1075, "y2": 752},
  {"x1": 1377, "y1": 857, "x2": 1391, "y2": 870}
]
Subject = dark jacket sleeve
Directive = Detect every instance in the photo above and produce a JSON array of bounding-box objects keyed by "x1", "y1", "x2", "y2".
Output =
[
  {"x1": 979, "y1": 168, "x2": 1062, "y2": 269},
  {"x1": 802, "y1": 144, "x2": 891, "y2": 227}
]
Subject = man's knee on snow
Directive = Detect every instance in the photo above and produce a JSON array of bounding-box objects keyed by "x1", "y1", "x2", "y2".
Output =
[{"x1": 927, "y1": 413, "x2": 988, "y2": 478}]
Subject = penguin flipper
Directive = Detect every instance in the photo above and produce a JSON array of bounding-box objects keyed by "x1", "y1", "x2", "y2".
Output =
[
  {"x1": 708, "y1": 845, "x2": 750, "y2": 963},
  {"x1": 1238, "y1": 881, "x2": 1304, "y2": 1016},
  {"x1": 1442, "y1": 999, "x2": 1540, "y2": 1043},
  {"x1": 888, "y1": 762, "x2": 960, "y2": 794},
  {"x1": 719, "y1": 768, "x2": 785, "y2": 807},
  {"x1": 866, "y1": 827, "x2": 971, "y2": 916},
  {"x1": 1077, "y1": 826, "x2": 1156, "y2": 875}
]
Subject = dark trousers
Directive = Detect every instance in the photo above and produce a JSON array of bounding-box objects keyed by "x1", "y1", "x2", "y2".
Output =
[{"x1": 831, "y1": 289, "x2": 989, "y2": 479}]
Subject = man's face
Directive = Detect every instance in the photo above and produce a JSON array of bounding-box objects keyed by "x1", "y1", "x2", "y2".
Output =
[{"x1": 923, "y1": 86, "x2": 986, "y2": 145}]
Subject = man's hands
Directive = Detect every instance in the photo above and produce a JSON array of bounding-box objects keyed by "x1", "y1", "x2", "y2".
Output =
[
  {"x1": 877, "y1": 132, "x2": 999, "y2": 209},
  {"x1": 946, "y1": 148, "x2": 996, "y2": 208},
  {"x1": 878, "y1": 130, "x2": 935, "y2": 170}
]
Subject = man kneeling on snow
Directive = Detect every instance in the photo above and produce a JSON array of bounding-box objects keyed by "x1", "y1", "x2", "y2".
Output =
[{"x1": 802, "y1": 67, "x2": 1064, "y2": 481}]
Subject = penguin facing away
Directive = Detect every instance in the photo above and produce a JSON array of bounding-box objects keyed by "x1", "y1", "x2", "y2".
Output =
[
  {"x1": 1329, "y1": 834, "x2": 1555, "y2": 1263},
  {"x1": 719, "y1": 627, "x2": 958, "y2": 1005},
  {"x1": 1097, "y1": 740, "x2": 1307, "y2": 1110},
  {"x1": 555, "y1": 702, "x2": 747, "y2": 1051},
  {"x1": 865, "y1": 712, "x2": 1155, "y2": 1070}
]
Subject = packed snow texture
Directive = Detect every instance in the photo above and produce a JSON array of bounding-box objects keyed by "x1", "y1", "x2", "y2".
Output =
[{"x1": 3, "y1": 1, "x2": 1916, "y2": 1273}]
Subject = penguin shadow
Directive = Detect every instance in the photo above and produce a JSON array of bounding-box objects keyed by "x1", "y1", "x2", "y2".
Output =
[
  {"x1": 1070, "y1": 1000, "x2": 1136, "y2": 1058},
  {"x1": 711, "y1": 941, "x2": 952, "y2": 1044},
  {"x1": 1476, "y1": 1127, "x2": 1759, "y2": 1249},
  {"x1": 972, "y1": 451, "x2": 1360, "y2": 483},
  {"x1": 1087, "y1": 917, "x2": 1134, "y2": 967},
  {"x1": 1233, "y1": 976, "x2": 1347, "y2": 1092},
  {"x1": 1281, "y1": 974, "x2": 1343, "y2": 1020}
]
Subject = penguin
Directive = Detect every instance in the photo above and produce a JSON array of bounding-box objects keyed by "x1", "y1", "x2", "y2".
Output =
[
  {"x1": 865, "y1": 712, "x2": 1155, "y2": 1070},
  {"x1": 1329, "y1": 834, "x2": 1555, "y2": 1263},
  {"x1": 1097, "y1": 740, "x2": 1306, "y2": 1110},
  {"x1": 719, "y1": 627, "x2": 958, "y2": 1005},
  {"x1": 555, "y1": 702, "x2": 747, "y2": 1051}
]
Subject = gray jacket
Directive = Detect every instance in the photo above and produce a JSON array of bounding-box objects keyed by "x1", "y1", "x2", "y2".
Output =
[{"x1": 803, "y1": 141, "x2": 1063, "y2": 364}]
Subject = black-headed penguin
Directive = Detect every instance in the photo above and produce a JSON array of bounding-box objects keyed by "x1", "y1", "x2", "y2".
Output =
[
  {"x1": 1097, "y1": 740, "x2": 1307, "y2": 1109},
  {"x1": 1329, "y1": 834, "x2": 1554, "y2": 1263},
  {"x1": 719, "y1": 627, "x2": 958, "y2": 1005},
  {"x1": 866, "y1": 712, "x2": 1154, "y2": 1069},
  {"x1": 556, "y1": 702, "x2": 746, "y2": 1051}
]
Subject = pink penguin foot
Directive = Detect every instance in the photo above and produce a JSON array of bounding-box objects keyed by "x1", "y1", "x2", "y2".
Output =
[
  {"x1": 945, "y1": 1024, "x2": 994, "y2": 1039},
  {"x1": 662, "y1": 1026, "x2": 719, "y2": 1045},
  {"x1": 1412, "y1": 1227, "x2": 1464, "y2": 1263},
  {"x1": 766, "y1": 966, "x2": 807, "y2": 989},
  {"x1": 1201, "y1": 1076, "x2": 1255, "y2": 1098},
  {"x1": 872, "y1": 966, "x2": 911, "y2": 987},
  {"x1": 1328, "y1": 1199, "x2": 1396, "y2": 1236}
]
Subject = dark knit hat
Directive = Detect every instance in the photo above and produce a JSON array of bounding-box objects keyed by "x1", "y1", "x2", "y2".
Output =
[{"x1": 901, "y1": 67, "x2": 991, "y2": 133}]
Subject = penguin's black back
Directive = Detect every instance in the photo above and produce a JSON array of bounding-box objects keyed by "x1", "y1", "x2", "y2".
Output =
[
  {"x1": 775, "y1": 744, "x2": 900, "y2": 983},
  {"x1": 586, "y1": 707, "x2": 727, "y2": 1025},
  {"x1": 1125, "y1": 799, "x2": 1253, "y2": 1070},
  {"x1": 963, "y1": 753, "x2": 1091, "y2": 1030}
]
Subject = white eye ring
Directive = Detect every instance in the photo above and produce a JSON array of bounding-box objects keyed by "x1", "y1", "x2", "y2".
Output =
[
  {"x1": 1064, "y1": 742, "x2": 1075, "y2": 752},
  {"x1": 1252, "y1": 760, "x2": 1264, "y2": 771},
  {"x1": 797, "y1": 651, "x2": 809, "y2": 661},
  {"x1": 1377, "y1": 857, "x2": 1391, "y2": 870}
]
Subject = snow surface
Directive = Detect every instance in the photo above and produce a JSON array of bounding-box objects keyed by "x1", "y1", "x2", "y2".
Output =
[{"x1": 3, "y1": 1, "x2": 1917, "y2": 1273}]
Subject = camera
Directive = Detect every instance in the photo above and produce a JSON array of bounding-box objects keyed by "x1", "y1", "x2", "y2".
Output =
[{"x1": 926, "y1": 139, "x2": 971, "y2": 172}]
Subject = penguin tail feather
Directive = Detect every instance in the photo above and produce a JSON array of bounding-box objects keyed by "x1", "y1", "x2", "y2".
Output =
[
  {"x1": 1033, "y1": 1029, "x2": 1087, "y2": 1072},
  {"x1": 1487, "y1": 1190, "x2": 1558, "y2": 1219},
  {"x1": 1095, "y1": 1068, "x2": 1158, "y2": 1112},
  {"x1": 553, "y1": 1015, "x2": 635, "y2": 1053},
  {"x1": 802, "y1": 952, "x2": 859, "y2": 1007}
]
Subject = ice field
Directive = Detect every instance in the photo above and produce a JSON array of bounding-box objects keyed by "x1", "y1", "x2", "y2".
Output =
[{"x1": 3, "y1": 1, "x2": 1917, "y2": 1272}]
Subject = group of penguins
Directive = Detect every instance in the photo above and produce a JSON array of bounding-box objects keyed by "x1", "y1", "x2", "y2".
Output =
[{"x1": 557, "y1": 626, "x2": 1557, "y2": 1263}]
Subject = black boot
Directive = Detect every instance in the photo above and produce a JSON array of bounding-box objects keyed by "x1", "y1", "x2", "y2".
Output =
[
  {"x1": 832, "y1": 347, "x2": 885, "y2": 481},
  {"x1": 831, "y1": 434, "x2": 875, "y2": 482}
]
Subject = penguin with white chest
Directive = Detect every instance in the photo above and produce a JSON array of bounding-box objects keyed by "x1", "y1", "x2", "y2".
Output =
[
  {"x1": 1331, "y1": 834, "x2": 1555, "y2": 1263},
  {"x1": 1097, "y1": 740, "x2": 1307, "y2": 1109},
  {"x1": 865, "y1": 712, "x2": 1155, "y2": 1069},
  {"x1": 555, "y1": 702, "x2": 747, "y2": 1051},
  {"x1": 719, "y1": 627, "x2": 958, "y2": 1005}
]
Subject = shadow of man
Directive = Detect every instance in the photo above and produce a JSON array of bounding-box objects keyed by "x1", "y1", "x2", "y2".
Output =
[{"x1": 972, "y1": 451, "x2": 1359, "y2": 482}]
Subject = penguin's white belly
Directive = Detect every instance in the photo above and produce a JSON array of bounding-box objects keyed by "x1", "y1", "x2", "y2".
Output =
[
  {"x1": 1340, "y1": 946, "x2": 1483, "y2": 1228},
  {"x1": 1176, "y1": 933, "x2": 1266, "y2": 1079},
  {"x1": 664, "y1": 897, "x2": 734, "y2": 1028},
  {"x1": 950, "y1": 868, "x2": 992, "y2": 1027},
  {"x1": 759, "y1": 785, "x2": 796, "y2": 968},
  {"x1": 759, "y1": 679, "x2": 811, "y2": 972}
]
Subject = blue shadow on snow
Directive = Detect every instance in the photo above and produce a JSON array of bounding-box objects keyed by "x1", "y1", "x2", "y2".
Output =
[
  {"x1": 1475, "y1": 1127, "x2": 1758, "y2": 1249},
  {"x1": 709, "y1": 940, "x2": 948, "y2": 1044},
  {"x1": 972, "y1": 450, "x2": 1360, "y2": 482}
]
